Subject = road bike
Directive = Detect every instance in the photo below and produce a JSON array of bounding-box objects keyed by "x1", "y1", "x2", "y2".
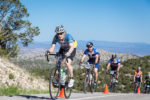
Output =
[
  {"x1": 83, "y1": 63, "x2": 96, "y2": 94},
  {"x1": 46, "y1": 53, "x2": 72, "y2": 100}
]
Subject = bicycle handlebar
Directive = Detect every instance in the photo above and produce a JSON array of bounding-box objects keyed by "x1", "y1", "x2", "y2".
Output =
[
  {"x1": 46, "y1": 53, "x2": 56, "y2": 62},
  {"x1": 46, "y1": 53, "x2": 68, "y2": 63}
]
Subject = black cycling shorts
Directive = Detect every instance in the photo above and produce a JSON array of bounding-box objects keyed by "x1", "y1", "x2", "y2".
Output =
[
  {"x1": 135, "y1": 77, "x2": 141, "y2": 83},
  {"x1": 111, "y1": 66, "x2": 118, "y2": 71},
  {"x1": 58, "y1": 48, "x2": 76, "y2": 61}
]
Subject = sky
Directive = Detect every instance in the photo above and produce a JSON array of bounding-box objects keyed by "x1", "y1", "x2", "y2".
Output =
[{"x1": 21, "y1": 0, "x2": 150, "y2": 44}]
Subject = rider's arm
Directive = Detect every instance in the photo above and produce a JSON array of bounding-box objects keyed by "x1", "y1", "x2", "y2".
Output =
[
  {"x1": 133, "y1": 74, "x2": 136, "y2": 82},
  {"x1": 80, "y1": 54, "x2": 86, "y2": 63},
  {"x1": 95, "y1": 54, "x2": 99, "y2": 64},
  {"x1": 106, "y1": 63, "x2": 110, "y2": 72},
  {"x1": 68, "y1": 43, "x2": 74, "y2": 54},
  {"x1": 141, "y1": 75, "x2": 143, "y2": 82},
  {"x1": 117, "y1": 63, "x2": 121, "y2": 72},
  {"x1": 48, "y1": 35, "x2": 57, "y2": 53},
  {"x1": 48, "y1": 44, "x2": 56, "y2": 53},
  {"x1": 141, "y1": 74, "x2": 143, "y2": 83}
]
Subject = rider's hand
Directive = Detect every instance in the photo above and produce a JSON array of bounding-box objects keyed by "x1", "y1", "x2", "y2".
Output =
[
  {"x1": 65, "y1": 52, "x2": 71, "y2": 57},
  {"x1": 79, "y1": 62, "x2": 84, "y2": 69},
  {"x1": 79, "y1": 62, "x2": 83, "y2": 67},
  {"x1": 45, "y1": 50, "x2": 50, "y2": 56}
]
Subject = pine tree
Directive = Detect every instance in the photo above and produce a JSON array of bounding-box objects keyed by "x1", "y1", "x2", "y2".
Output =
[{"x1": 0, "y1": 0, "x2": 40, "y2": 57}]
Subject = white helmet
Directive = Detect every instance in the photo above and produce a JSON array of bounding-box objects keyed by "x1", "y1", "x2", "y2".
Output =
[
  {"x1": 55, "y1": 25, "x2": 65, "y2": 33},
  {"x1": 137, "y1": 66, "x2": 141, "y2": 71}
]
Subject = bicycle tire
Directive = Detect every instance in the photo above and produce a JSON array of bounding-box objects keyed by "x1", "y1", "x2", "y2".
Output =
[
  {"x1": 84, "y1": 73, "x2": 89, "y2": 94},
  {"x1": 64, "y1": 71, "x2": 72, "y2": 99},
  {"x1": 90, "y1": 73, "x2": 95, "y2": 93},
  {"x1": 49, "y1": 68, "x2": 61, "y2": 100}
]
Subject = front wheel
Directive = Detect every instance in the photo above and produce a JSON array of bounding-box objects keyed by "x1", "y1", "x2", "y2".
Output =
[
  {"x1": 90, "y1": 73, "x2": 95, "y2": 93},
  {"x1": 84, "y1": 73, "x2": 89, "y2": 94},
  {"x1": 145, "y1": 87, "x2": 150, "y2": 94},
  {"x1": 64, "y1": 72, "x2": 72, "y2": 99},
  {"x1": 49, "y1": 68, "x2": 61, "y2": 100}
]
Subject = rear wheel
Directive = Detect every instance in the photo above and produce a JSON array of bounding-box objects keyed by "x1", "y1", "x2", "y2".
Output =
[{"x1": 49, "y1": 68, "x2": 60, "y2": 100}]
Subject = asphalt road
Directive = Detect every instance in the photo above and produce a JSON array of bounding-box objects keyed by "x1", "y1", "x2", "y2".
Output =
[{"x1": 0, "y1": 92, "x2": 150, "y2": 100}]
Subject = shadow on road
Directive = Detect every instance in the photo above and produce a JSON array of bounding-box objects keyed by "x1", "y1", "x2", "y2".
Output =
[{"x1": 15, "y1": 95, "x2": 51, "y2": 100}]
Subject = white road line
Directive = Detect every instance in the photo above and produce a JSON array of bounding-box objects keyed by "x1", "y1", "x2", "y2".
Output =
[{"x1": 69, "y1": 94, "x2": 131, "y2": 100}]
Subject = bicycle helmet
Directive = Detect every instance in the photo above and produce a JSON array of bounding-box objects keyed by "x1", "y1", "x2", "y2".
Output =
[
  {"x1": 112, "y1": 54, "x2": 117, "y2": 59},
  {"x1": 86, "y1": 42, "x2": 93, "y2": 48},
  {"x1": 55, "y1": 25, "x2": 65, "y2": 33},
  {"x1": 137, "y1": 66, "x2": 141, "y2": 71}
]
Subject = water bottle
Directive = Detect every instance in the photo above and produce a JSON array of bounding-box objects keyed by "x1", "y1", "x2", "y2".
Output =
[{"x1": 60, "y1": 69, "x2": 66, "y2": 85}]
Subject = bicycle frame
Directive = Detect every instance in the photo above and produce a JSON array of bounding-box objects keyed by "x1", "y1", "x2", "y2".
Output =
[{"x1": 85, "y1": 64, "x2": 95, "y2": 84}]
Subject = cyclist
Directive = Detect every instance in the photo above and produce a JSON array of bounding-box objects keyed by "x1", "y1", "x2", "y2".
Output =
[
  {"x1": 144, "y1": 72, "x2": 150, "y2": 93},
  {"x1": 106, "y1": 54, "x2": 120, "y2": 83},
  {"x1": 80, "y1": 42, "x2": 100, "y2": 88},
  {"x1": 45, "y1": 25, "x2": 77, "y2": 87},
  {"x1": 134, "y1": 67, "x2": 143, "y2": 91}
]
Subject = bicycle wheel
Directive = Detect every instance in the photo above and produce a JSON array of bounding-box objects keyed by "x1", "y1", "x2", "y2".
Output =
[
  {"x1": 134, "y1": 83, "x2": 139, "y2": 93},
  {"x1": 84, "y1": 73, "x2": 89, "y2": 94},
  {"x1": 109, "y1": 76, "x2": 114, "y2": 92},
  {"x1": 64, "y1": 72, "x2": 72, "y2": 99},
  {"x1": 49, "y1": 68, "x2": 61, "y2": 100},
  {"x1": 90, "y1": 73, "x2": 95, "y2": 93}
]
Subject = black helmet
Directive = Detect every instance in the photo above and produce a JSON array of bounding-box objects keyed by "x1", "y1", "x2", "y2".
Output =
[
  {"x1": 86, "y1": 42, "x2": 93, "y2": 48},
  {"x1": 112, "y1": 54, "x2": 117, "y2": 59}
]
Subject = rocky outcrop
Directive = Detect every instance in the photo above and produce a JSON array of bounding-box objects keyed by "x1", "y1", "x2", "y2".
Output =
[{"x1": 0, "y1": 57, "x2": 48, "y2": 90}]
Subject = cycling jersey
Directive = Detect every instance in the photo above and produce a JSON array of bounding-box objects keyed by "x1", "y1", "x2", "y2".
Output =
[
  {"x1": 135, "y1": 71, "x2": 143, "y2": 78},
  {"x1": 84, "y1": 48, "x2": 100, "y2": 63},
  {"x1": 135, "y1": 71, "x2": 142, "y2": 82},
  {"x1": 52, "y1": 33, "x2": 77, "y2": 50},
  {"x1": 108, "y1": 58, "x2": 120, "y2": 70},
  {"x1": 83, "y1": 48, "x2": 100, "y2": 69}
]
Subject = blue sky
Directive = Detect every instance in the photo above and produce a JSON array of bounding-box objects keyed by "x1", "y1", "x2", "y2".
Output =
[{"x1": 21, "y1": 0, "x2": 150, "y2": 44}]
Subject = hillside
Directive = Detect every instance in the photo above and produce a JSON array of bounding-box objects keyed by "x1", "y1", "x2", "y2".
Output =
[
  {"x1": 2, "y1": 50, "x2": 150, "y2": 93},
  {"x1": 10, "y1": 49, "x2": 138, "y2": 69},
  {"x1": 9, "y1": 52, "x2": 150, "y2": 93},
  {"x1": 0, "y1": 57, "x2": 48, "y2": 90}
]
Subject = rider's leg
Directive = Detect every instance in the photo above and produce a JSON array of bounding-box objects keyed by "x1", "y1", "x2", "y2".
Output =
[
  {"x1": 94, "y1": 64, "x2": 99, "y2": 82},
  {"x1": 116, "y1": 71, "x2": 119, "y2": 79},
  {"x1": 94, "y1": 68, "x2": 98, "y2": 82},
  {"x1": 65, "y1": 48, "x2": 76, "y2": 87},
  {"x1": 65, "y1": 59, "x2": 73, "y2": 78}
]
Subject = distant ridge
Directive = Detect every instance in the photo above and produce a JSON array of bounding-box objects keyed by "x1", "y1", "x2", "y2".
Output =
[{"x1": 19, "y1": 40, "x2": 150, "y2": 56}]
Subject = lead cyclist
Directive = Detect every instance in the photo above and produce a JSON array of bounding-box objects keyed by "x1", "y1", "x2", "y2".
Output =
[{"x1": 45, "y1": 25, "x2": 77, "y2": 87}]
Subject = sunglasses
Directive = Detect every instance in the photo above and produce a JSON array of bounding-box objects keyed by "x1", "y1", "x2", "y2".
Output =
[
  {"x1": 57, "y1": 32, "x2": 64, "y2": 35},
  {"x1": 87, "y1": 46, "x2": 93, "y2": 48}
]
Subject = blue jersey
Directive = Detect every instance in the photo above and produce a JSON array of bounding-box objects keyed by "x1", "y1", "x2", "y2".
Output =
[
  {"x1": 83, "y1": 48, "x2": 100, "y2": 62},
  {"x1": 108, "y1": 58, "x2": 120, "y2": 67},
  {"x1": 52, "y1": 33, "x2": 75, "y2": 50}
]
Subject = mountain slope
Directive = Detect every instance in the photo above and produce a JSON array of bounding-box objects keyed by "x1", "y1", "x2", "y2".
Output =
[{"x1": 0, "y1": 57, "x2": 48, "y2": 90}]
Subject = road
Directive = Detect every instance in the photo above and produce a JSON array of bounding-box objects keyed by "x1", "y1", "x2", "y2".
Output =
[{"x1": 0, "y1": 92, "x2": 150, "y2": 100}]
